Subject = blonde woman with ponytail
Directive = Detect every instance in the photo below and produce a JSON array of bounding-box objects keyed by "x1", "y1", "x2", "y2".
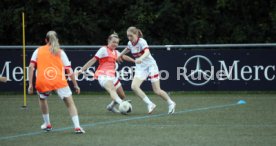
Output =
[
  {"x1": 28, "y1": 31, "x2": 85, "y2": 134},
  {"x1": 119, "y1": 26, "x2": 176, "y2": 114},
  {"x1": 78, "y1": 32, "x2": 134, "y2": 113}
]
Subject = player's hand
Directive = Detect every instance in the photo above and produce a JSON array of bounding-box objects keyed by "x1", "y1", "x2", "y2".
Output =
[
  {"x1": 28, "y1": 84, "x2": 34, "y2": 94},
  {"x1": 74, "y1": 86, "x2": 80, "y2": 94},
  {"x1": 135, "y1": 58, "x2": 142, "y2": 64},
  {"x1": 0, "y1": 77, "x2": 7, "y2": 83}
]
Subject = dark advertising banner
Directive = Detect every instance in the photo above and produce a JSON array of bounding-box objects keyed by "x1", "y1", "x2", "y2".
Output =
[{"x1": 1, "y1": 47, "x2": 276, "y2": 91}]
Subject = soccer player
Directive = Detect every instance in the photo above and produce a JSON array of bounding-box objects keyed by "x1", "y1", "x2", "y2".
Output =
[
  {"x1": 28, "y1": 31, "x2": 85, "y2": 134},
  {"x1": 0, "y1": 76, "x2": 7, "y2": 83},
  {"x1": 118, "y1": 26, "x2": 176, "y2": 114},
  {"x1": 78, "y1": 32, "x2": 131, "y2": 112},
  {"x1": 106, "y1": 56, "x2": 135, "y2": 113}
]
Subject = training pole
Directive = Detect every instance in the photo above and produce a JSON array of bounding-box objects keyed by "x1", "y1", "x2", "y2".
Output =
[{"x1": 22, "y1": 12, "x2": 27, "y2": 108}]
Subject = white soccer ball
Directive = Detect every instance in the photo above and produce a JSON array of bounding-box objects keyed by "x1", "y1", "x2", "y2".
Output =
[{"x1": 119, "y1": 101, "x2": 132, "y2": 115}]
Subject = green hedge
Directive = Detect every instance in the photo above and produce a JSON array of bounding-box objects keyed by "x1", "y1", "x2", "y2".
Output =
[{"x1": 0, "y1": 0, "x2": 275, "y2": 45}]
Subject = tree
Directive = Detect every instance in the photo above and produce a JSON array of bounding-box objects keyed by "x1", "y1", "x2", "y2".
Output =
[{"x1": 0, "y1": 0, "x2": 275, "y2": 45}]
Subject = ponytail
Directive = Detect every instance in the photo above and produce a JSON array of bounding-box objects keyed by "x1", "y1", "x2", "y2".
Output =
[
  {"x1": 46, "y1": 31, "x2": 60, "y2": 55},
  {"x1": 137, "y1": 29, "x2": 143, "y2": 38}
]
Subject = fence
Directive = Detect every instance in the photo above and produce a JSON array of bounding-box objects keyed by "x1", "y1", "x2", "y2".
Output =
[{"x1": 1, "y1": 43, "x2": 276, "y2": 91}]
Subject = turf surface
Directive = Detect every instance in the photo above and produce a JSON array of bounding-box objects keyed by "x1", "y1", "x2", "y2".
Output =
[{"x1": 0, "y1": 92, "x2": 275, "y2": 146}]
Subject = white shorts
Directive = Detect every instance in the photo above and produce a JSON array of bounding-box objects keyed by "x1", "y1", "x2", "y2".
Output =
[
  {"x1": 135, "y1": 63, "x2": 160, "y2": 82},
  {"x1": 37, "y1": 86, "x2": 72, "y2": 100},
  {"x1": 98, "y1": 75, "x2": 121, "y2": 89}
]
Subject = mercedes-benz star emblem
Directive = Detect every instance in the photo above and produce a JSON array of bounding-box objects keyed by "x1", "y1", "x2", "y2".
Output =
[{"x1": 184, "y1": 55, "x2": 213, "y2": 86}]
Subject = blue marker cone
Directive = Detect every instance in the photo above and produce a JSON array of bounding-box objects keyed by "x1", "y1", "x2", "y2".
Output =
[{"x1": 237, "y1": 100, "x2": 246, "y2": 105}]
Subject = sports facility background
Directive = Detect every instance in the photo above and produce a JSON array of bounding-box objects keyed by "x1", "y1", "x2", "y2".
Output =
[{"x1": 1, "y1": 1, "x2": 276, "y2": 146}]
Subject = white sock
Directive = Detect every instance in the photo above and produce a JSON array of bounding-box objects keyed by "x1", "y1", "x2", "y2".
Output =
[
  {"x1": 42, "y1": 114, "x2": 50, "y2": 125},
  {"x1": 115, "y1": 96, "x2": 123, "y2": 104},
  {"x1": 72, "y1": 115, "x2": 80, "y2": 128},
  {"x1": 143, "y1": 96, "x2": 153, "y2": 105},
  {"x1": 167, "y1": 98, "x2": 174, "y2": 105}
]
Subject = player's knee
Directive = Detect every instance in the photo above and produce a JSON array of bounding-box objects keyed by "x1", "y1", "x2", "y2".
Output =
[
  {"x1": 106, "y1": 85, "x2": 116, "y2": 93},
  {"x1": 110, "y1": 87, "x2": 117, "y2": 93},
  {"x1": 131, "y1": 84, "x2": 139, "y2": 91},
  {"x1": 153, "y1": 89, "x2": 162, "y2": 96}
]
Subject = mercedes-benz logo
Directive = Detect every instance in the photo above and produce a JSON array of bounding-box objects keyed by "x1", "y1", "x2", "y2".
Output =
[{"x1": 184, "y1": 55, "x2": 213, "y2": 86}]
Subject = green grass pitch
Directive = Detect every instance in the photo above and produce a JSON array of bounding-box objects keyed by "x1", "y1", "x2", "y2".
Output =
[{"x1": 0, "y1": 92, "x2": 275, "y2": 146}]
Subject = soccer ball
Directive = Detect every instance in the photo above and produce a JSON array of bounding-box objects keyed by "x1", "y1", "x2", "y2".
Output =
[{"x1": 119, "y1": 101, "x2": 132, "y2": 115}]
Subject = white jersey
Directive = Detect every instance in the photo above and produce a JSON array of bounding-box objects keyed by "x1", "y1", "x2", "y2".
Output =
[
  {"x1": 94, "y1": 46, "x2": 121, "y2": 60},
  {"x1": 126, "y1": 38, "x2": 156, "y2": 66},
  {"x1": 30, "y1": 48, "x2": 71, "y2": 68},
  {"x1": 94, "y1": 47, "x2": 122, "y2": 88},
  {"x1": 127, "y1": 38, "x2": 159, "y2": 81}
]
